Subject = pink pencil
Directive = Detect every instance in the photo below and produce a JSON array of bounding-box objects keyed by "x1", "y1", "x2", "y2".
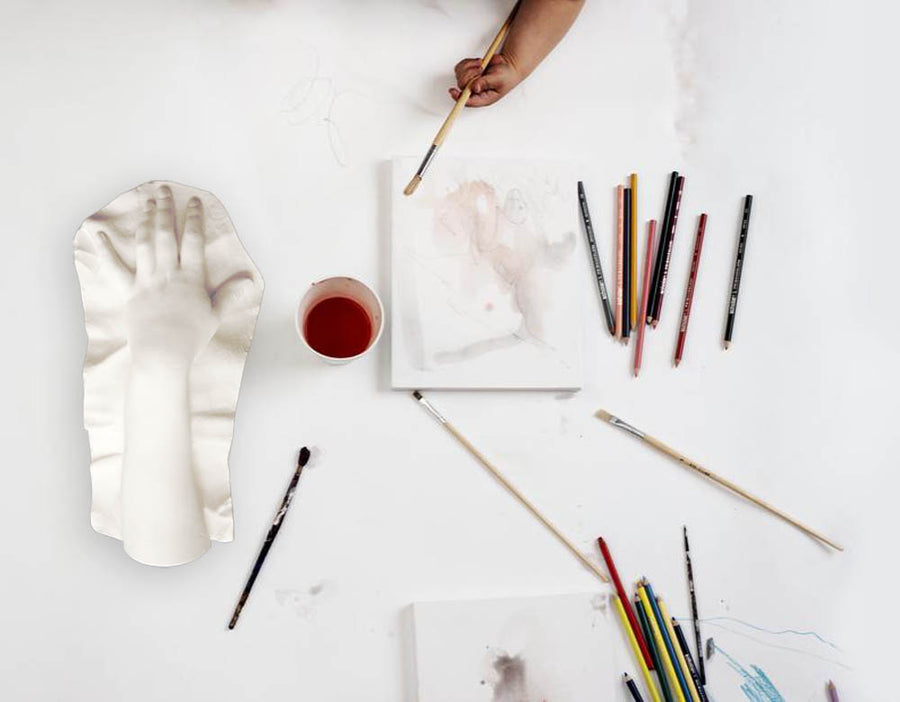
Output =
[
  {"x1": 634, "y1": 220, "x2": 656, "y2": 377},
  {"x1": 615, "y1": 186, "x2": 624, "y2": 339}
]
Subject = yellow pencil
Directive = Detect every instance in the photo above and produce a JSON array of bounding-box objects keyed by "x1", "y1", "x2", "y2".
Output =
[
  {"x1": 637, "y1": 583, "x2": 686, "y2": 702},
  {"x1": 658, "y1": 598, "x2": 701, "y2": 702},
  {"x1": 613, "y1": 594, "x2": 662, "y2": 702},
  {"x1": 629, "y1": 173, "x2": 638, "y2": 327}
]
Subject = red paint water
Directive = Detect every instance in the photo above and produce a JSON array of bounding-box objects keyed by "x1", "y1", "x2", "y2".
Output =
[{"x1": 304, "y1": 296, "x2": 373, "y2": 358}]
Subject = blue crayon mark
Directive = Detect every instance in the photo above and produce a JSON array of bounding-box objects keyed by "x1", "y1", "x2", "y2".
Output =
[
  {"x1": 712, "y1": 642, "x2": 785, "y2": 702},
  {"x1": 674, "y1": 617, "x2": 839, "y2": 651}
]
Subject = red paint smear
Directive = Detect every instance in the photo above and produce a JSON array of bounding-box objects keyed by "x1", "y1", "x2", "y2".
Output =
[{"x1": 304, "y1": 296, "x2": 373, "y2": 358}]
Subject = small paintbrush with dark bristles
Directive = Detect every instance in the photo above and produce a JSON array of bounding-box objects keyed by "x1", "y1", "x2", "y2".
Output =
[{"x1": 228, "y1": 447, "x2": 311, "y2": 630}]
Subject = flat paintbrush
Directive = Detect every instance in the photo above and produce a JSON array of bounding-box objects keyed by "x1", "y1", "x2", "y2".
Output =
[
  {"x1": 413, "y1": 391, "x2": 608, "y2": 582},
  {"x1": 228, "y1": 447, "x2": 311, "y2": 629},
  {"x1": 595, "y1": 410, "x2": 843, "y2": 551},
  {"x1": 403, "y1": 2, "x2": 519, "y2": 196}
]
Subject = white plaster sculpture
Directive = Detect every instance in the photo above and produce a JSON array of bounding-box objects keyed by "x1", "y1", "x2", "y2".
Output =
[{"x1": 74, "y1": 182, "x2": 263, "y2": 566}]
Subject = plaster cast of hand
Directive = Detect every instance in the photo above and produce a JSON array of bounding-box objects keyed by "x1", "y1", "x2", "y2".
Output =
[{"x1": 92, "y1": 184, "x2": 225, "y2": 565}]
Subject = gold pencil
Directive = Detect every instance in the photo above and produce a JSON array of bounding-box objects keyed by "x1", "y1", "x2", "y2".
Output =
[{"x1": 630, "y1": 173, "x2": 638, "y2": 327}]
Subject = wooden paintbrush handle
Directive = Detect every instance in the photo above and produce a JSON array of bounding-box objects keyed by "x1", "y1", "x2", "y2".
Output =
[
  {"x1": 644, "y1": 435, "x2": 843, "y2": 551},
  {"x1": 444, "y1": 422, "x2": 608, "y2": 582}
]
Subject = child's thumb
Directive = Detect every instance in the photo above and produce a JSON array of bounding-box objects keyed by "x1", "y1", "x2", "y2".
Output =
[{"x1": 471, "y1": 73, "x2": 502, "y2": 94}]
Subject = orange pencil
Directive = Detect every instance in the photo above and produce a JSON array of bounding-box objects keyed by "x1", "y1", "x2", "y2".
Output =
[
  {"x1": 615, "y1": 185, "x2": 624, "y2": 339},
  {"x1": 634, "y1": 220, "x2": 656, "y2": 377}
]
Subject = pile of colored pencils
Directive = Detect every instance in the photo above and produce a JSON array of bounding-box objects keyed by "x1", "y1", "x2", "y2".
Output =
[
  {"x1": 599, "y1": 536, "x2": 709, "y2": 702},
  {"x1": 577, "y1": 176, "x2": 754, "y2": 376}
]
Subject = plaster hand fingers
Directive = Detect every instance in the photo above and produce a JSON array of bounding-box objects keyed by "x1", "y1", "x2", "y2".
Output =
[
  {"x1": 213, "y1": 274, "x2": 256, "y2": 320},
  {"x1": 153, "y1": 184, "x2": 178, "y2": 274},
  {"x1": 94, "y1": 230, "x2": 134, "y2": 292},
  {"x1": 135, "y1": 197, "x2": 156, "y2": 285},
  {"x1": 180, "y1": 197, "x2": 205, "y2": 280}
]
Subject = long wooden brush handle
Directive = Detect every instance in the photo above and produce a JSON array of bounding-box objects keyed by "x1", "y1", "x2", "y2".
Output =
[
  {"x1": 442, "y1": 421, "x2": 608, "y2": 582},
  {"x1": 642, "y1": 433, "x2": 843, "y2": 552},
  {"x1": 433, "y1": 7, "x2": 516, "y2": 147}
]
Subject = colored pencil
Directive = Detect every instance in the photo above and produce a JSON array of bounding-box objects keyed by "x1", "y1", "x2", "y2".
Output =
[
  {"x1": 594, "y1": 410, "x2": 844, "y2": 551},
  {"x1": 724, "y1": 195, "x2": 753, "y2": 348},
  {"x1": 630, "y1": 174, "x2": 638, "y2": 327},
  {"x1": 634, "y1": 220, "x2": 656, "y2": 377},
  {"x1": 683, "y1": 526, "x2": 705, "y2": 685},
  {"x1": 659, "y1": 598, "x2": 701, "y2": 702},
  {"x1": 636, "y1": 595, "x2": 674, "y2": 702},
  {"x1": 625, "y1": 673, "x2": 647, "y2": 702},
  {"x1": 614, "y1": 596, "x2": 661, "y2": 702},
  {"x1": 674, "y1": 214, "x2": 707, "y2": 366},
  {"x1": 622, "y1": 187, "x2": 632, "y2": 340},
  {"x1": 638, "y1": 583, "x2": 685, "y2": 702},
  {"x1": 228, "y1": 447, "x2": 311, "y2": 630},
  {"x1": 578, "y1": 182, "x2": 616, "y2": 335},
  {"x1": 645, "y1": 582, "x2": 692, "y2": 702},
  {"x1": 652, "y1": 175, "x2": 685, "y2": 327},
  {"x1": 672, "y1": 618, "x2": 709, "y2": 702},
  {"x1": 599, "y1": 538, "x2": 654, "y2": 669},
  {"x1": 827, "y1": 680, "x2": 839, "y2": 701},
  {"x1": 648, "y1": 172, "x2": 678, "y2": 325},
  {"x1": 411, "y1": 391, "x2": 609, "y2": 581},
  {"x1": 616, "y1": 185, "x2": 624, "y2": 338}
]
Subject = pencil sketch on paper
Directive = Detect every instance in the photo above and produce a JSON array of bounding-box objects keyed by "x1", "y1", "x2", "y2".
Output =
[
  {"x1": 391, "y1": 158, "x2": 583, "y2": 389},
  {"x1": 410, "y1": 593, "x2": 613, "y2": 702}
]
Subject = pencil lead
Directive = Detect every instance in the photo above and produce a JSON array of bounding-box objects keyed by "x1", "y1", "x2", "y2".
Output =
[{"x1": 723, "y1": 341, "x2": 731, "y2": 350}]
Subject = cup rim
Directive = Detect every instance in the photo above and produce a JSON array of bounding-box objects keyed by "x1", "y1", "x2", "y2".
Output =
[{"x1": 295, "y1": 275, "x2": 384, "y2": 362}]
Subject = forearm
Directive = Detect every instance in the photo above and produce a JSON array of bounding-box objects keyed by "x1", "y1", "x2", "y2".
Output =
[
  {"x1": 121, "y1": 364, "x2": 209, "y2": 566},
  {"x1": 503, "y1": 0, "x2": 585, "y2": 79}
]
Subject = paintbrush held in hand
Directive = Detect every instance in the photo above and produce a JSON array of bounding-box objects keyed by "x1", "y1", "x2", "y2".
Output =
[{"x1": 228, "y1": 447, "x2": 311, "y2": 630}]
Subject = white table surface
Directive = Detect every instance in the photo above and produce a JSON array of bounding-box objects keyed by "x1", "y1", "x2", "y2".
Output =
[{"x1": 0, "y1": 1, "x2": 893, "y2": 699}]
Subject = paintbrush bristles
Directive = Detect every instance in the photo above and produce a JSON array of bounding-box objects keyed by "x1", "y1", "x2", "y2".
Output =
[
  {"x1": 403, "y1": 175, "x2": 422, "y2": 196},
  {"x1": 595, "y1": 409, "x2": 613, "y2": 422}
]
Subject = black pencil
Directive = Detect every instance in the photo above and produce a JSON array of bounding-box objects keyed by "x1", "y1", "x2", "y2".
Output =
[
  {"x1": 622, "y1": 187, "x2": 632, "y2": 339},
  {"x1": 673, "y1": 618, "x2": 710, "y2": 702},
  {"x1": 577, "y1": 182, "x2": 616, "y2": 335},
  {"x1": 648, "y1": 171, "x2": 678, "y2": 324},
  {"x1": 724, "y1": 195, "x2": 753, "y2": 349},
  {"x1": 684, "y1": 526, "x2": 705, "y2": 685},
  {"x1": 652, "y1": 175, "x2": 685, "y2": 326},
  {"x1": 228, "y1": 447, "x2": 312, "y2": 629},
  {"x1": 624, "y1": 673, "x2": 646, "y2": 702}
]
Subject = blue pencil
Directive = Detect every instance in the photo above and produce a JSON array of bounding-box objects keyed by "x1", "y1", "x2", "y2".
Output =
[{"x1": 644, "y1": 580, "x2": 693, "y2": 702}]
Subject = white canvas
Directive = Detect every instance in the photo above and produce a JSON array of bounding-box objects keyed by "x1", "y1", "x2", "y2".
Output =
[
  {"x1": 411, "y1": 592, "x2": 614, "y2": 702},
  {"x1": 391, "y1": 158, "x2": 583, "y2": 389}
]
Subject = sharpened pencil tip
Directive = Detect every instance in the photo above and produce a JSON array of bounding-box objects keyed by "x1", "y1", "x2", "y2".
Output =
[
  {"x1": 674, "y1": 358, "x2": 681, "y2": 367},
  {"x1": 724, "y1": 341, "x2": 731, "y2": 350},
  {"x1": 412, "y1": 390, "x2": 423, "y2": 401}
]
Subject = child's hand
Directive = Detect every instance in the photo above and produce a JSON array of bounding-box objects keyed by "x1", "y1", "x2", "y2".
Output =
[{"x1": 449, "y1": 54, "x2": 522, "y2": 108}]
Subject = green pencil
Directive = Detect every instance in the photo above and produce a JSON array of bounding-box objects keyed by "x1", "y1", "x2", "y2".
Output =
[{"x1": 635, "y1": 595, "x2": 674, "y2": 702}]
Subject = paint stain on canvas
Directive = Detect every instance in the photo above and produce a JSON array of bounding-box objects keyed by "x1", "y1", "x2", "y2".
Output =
[{"x1": 426, "y1": 179, "x2": 575, "y2": 364}]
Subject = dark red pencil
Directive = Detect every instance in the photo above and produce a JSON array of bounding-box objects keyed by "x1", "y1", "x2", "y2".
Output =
[
  {"x1": 675, "y1": 213, "x2": 707, "y2": 367},
  {"x1": 598, "y1": 537, "x2": 654, "y2": 670},
  {"x1": 651, "y1": 175, "x2": 685, "y2": 327}
]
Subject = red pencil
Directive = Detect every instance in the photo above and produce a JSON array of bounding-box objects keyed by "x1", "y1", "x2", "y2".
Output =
[
  {"x1": 675, "y1": 213, "x2": 707, "y2": 367},
  {"x1": 615, "y1": 186, "x2": 624, "y2": 339},
  {"x1": 651, "y1": 175, "x2": 685, "y2": 328},
  {"x1": 598, "y1": 537, "x2": 655, "y2": 670},
  {"x1": 634, "y1": 220, "x2": 656, "y2": 377}
]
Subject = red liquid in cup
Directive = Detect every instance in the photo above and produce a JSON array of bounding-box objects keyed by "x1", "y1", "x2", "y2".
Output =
[{"x1": 303, "y1": 296, "x2": 373, "y2": 358}]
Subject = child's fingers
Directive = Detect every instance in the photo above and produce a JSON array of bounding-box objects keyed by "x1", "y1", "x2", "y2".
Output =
[
  {"x1": 470, "y1": 71, "x2": 506, "y2": 95},
  {"x1": 454, "y1": 57, "x2": 481, "y2": 84},
  {"x1": 466, "y1": 89, "x2": 501, "y2": 107}
]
